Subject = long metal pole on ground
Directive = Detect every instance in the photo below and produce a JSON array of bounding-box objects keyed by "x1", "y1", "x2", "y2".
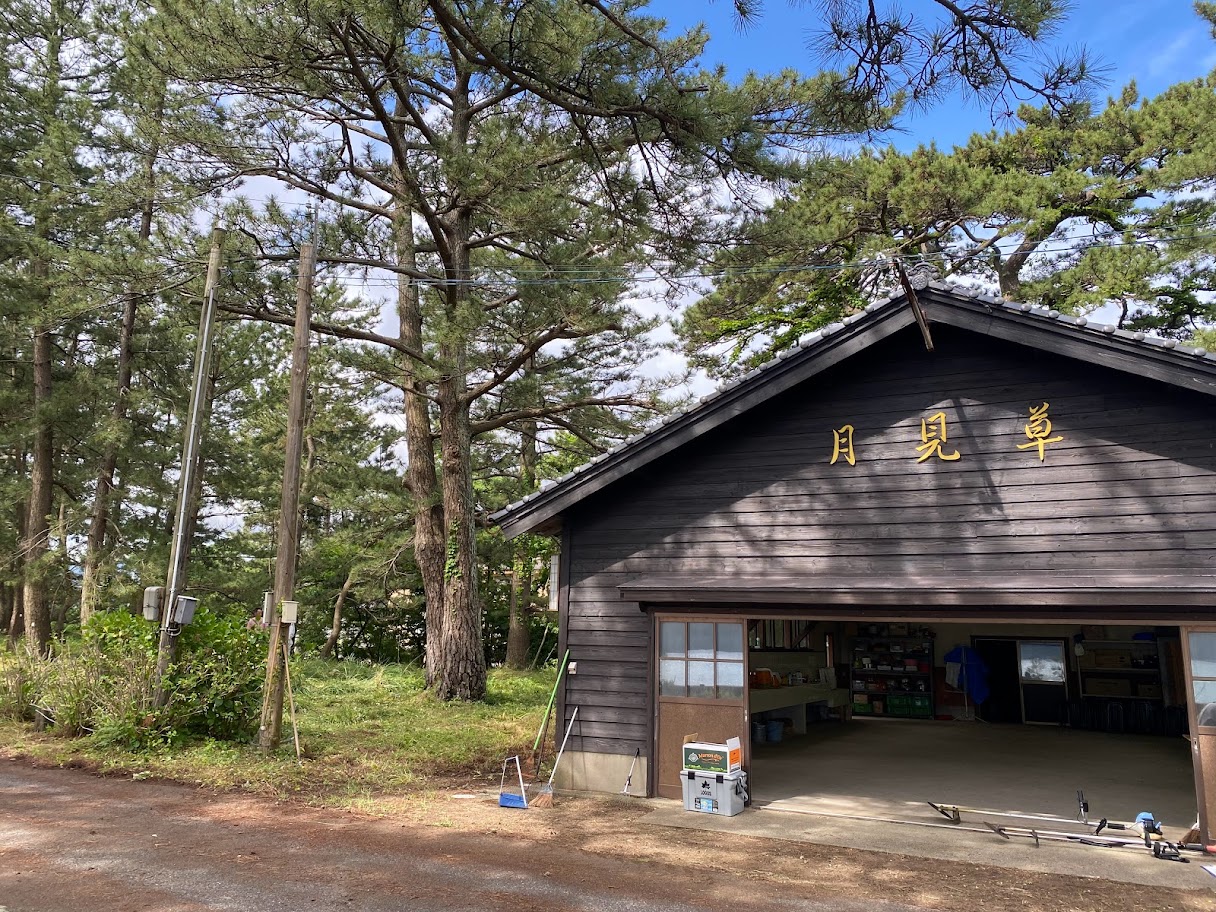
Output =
[
  {"x1": 258, "y1": 242, "x2": 315, "y2": 752},
  {"x1": 153, "y1": 228, "x2": 225, "y2": 708}
]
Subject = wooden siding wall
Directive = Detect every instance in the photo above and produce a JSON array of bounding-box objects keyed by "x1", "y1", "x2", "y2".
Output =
[{"x1": 561, "y1": 325, "x2": 1216, "y2": 759}]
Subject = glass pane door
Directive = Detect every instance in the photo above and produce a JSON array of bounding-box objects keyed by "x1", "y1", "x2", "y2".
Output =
[
  {"x1": 1018, "y1": 641, "x2": 1067, "y2": 683},
  {"x1": 1018, "y1": 640, "x2": 1068, "y2": 724}
]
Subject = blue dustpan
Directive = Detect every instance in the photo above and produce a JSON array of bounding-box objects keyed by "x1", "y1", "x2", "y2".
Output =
[{"x1": 499, "y1": 755, "x2": 528, "y2": 809}]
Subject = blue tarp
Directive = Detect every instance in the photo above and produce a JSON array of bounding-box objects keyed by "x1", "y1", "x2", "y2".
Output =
[{"x1": 943, "y1": 645, "x2": 990, "y2": 705}]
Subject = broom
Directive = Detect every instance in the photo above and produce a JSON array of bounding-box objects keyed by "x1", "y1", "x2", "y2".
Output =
[{"x1": 532, "y1": 706, "x2": 578, "y2": 808}]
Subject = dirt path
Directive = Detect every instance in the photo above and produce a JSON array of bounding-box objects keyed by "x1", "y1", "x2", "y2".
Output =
[{"x1": 1, "y1": 760, "x2": 1213, "y2": 912}]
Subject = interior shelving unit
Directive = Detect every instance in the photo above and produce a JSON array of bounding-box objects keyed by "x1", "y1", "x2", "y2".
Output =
[
  {"x1": 851, "y1": 628, "x2": 935, "y2": 718},
  {"x1": 1077, "y1": 640, "x2": 1164, "y2": 702}
]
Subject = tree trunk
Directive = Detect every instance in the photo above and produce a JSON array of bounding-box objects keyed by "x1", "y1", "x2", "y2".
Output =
[
  {"x1": 83, "y1": 98, "x2": 163, "y2": 625},
  {"x1": 80, "y1": 283, "x2": 146, "y2": 622},
  {"x1": 6, "y1": 497, "x2": 26, "y2": 650},
  {"x1": 6, "y1": 584, "x2": 24, "y2": 651},
  {"x1": 23, "y1": 324, "x2": 54, "y2": 657},
  {"x1": 0, "y1": 586, "x2": 11, "y2": 637},
  {"x1": 505, "y1": 558, "x2": 529, "y2": 670},
  {"x1": 997, "y1": 225, "x2": 1055, "y2": 300},
  {"x1": 52, "y1": 502, "x2": 69, "y2": 637},
  {"x1": 432, "y1": 379, "x2": 485, "y2": 700},
  {"x1": 393, "y1": 193, "x2": 446, "y2": 687},
  {"x1": 505, "y1": 416, "x2": 539, "y2": 671},
  {"x1": 430, "y1": 184, "x2": 486, "y2": 700},
  {"x1": 319, "y1": 569, "x2": 354, "y2": 659}
]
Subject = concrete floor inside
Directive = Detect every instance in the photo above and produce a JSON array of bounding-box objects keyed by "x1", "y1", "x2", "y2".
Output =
[{"x1": 751, "y1": 718, "x2": 1196, "y2": 829}]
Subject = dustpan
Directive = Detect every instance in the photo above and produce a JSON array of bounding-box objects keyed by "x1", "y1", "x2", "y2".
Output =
[{"x1": 499, "y1": 755, "x2": 528, "y2": 809}]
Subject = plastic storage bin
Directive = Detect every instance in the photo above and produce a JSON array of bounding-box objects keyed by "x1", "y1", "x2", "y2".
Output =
[{"x1": 681, "y1": 769, "x2": 748, "y2": 817}]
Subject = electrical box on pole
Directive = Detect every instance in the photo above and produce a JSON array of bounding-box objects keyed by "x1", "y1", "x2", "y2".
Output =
[
  {"x1": 171, "y1": 596, "x2": 198, "y2": 626},
  {"x1": 142, "y1": 586, "x2": 164, "y2": 622}
]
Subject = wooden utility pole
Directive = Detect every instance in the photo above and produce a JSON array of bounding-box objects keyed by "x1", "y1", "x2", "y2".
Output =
[
  {"x1": 258, "y1": 242, "x2": 315, "y2": 752},
  {"x1": 153, "y1": 228, "x2": 225, "y2": 707}
]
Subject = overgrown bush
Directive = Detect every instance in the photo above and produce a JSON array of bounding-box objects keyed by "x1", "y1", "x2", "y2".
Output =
[
  {"x1": 0, "y1": 606, "x2": 267, "y2": 748},
  {"x1": 0, "y1": 650, "x2": 42, "y2": 723},
  {"x1": 171, "y1": 607, "x2": 267, "y2": 742}
]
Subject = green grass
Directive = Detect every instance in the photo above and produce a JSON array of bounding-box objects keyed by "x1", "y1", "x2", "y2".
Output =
[{"x1": 0, "y1": 658, "x2": 556, "y2": 805}]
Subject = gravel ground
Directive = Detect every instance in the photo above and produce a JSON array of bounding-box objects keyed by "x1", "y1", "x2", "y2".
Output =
[{"x1": 1, "y1": 759, "x2": 1214, "y2": 912}]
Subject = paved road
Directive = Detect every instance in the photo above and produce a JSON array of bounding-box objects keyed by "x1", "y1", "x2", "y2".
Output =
[{"x1": 0, "y1": 762, "x2": 919, "y2": 912}]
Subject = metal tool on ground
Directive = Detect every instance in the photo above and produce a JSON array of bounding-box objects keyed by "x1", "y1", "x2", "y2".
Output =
[
  {"x1": 929, "y1": 802, "x2": 1094, "y2": 828},
  {"x1": 984, "y1": 816, "x2": 1190, "y2": 862},
  {"x1": 931, "y1": 790, "x2": 1137, "y2": 834},
  {"x1": 499, "y1": 755, "x2": 529, "y2": 809},
  {"x1": 532, "y1": 706, "x2": 578, "y2": 808},
  {"x1": 984, "y1": 821, "x2": 1139, "y2": 849},
  {"x1": 933, "y1": 790, "x2": 1194, "y2": 860},
  {"x1": 621, "y1": 748, "x2": 640, "y2": 796}
]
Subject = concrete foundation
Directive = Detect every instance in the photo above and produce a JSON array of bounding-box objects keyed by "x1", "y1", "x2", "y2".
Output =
[{"x1": 555, "y1": 750, "x2": 647, "y2": 796}]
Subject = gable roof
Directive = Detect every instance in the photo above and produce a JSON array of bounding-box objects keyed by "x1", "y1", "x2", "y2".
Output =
[{"x1": 491, "y1": 281, "x2": 1216, "y2": 539}]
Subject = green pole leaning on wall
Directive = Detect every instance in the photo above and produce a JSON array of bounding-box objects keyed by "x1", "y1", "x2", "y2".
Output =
[{"x1": 533, "y1": 650, "x2": 571, "y2": 757}]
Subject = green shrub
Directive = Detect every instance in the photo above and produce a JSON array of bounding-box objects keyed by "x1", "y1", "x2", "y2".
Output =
[
  {"x1": 0, "y1": 650, "x2": 42, "y2": 723},
  {"x1": 171, "y1": 607, "x2": 267, "y2": 742},
  {"x1": 5, "y1": 605, "x2": 268, "y2": 749}
]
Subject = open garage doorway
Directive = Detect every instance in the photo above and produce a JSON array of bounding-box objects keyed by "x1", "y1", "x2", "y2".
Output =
[{"x1": 744, "y1": 620, "x2": 1198, "y2": 833}]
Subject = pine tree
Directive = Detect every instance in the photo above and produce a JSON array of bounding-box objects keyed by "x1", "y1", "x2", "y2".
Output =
[{"x1": 681, "y1": 59, "x2": 1216, "y2": 376}]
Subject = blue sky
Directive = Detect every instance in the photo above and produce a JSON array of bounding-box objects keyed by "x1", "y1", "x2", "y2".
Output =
[{"x1": 655, "y1": 0, "x2": 1216, "y2": 151}]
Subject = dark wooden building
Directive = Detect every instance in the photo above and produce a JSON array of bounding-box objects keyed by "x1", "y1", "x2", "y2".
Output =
[{"x1": 494, "y1": 283, "x2": 1216, "y2": 838}]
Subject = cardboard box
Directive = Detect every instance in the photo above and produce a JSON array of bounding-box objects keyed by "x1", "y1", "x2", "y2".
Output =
[
  {"x1": 1137, "y1": 683, "x2": 1163, "y2": 699},
  {"x1": 682, "y1": 738, "x2": 742, "y2": 774},
  {"x1": 1086, "y1": 678, "x2": 1132, "y2": 697}
]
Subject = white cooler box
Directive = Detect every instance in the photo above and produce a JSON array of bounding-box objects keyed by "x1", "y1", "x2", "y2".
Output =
[{"x1": 681, "y1": 769, "x2": 748, "y2": 817}]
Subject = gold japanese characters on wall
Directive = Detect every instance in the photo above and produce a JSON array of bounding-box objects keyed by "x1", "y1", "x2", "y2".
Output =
[{"x1": 829, "y1": 403, "x2": 1063, "y2": 465}]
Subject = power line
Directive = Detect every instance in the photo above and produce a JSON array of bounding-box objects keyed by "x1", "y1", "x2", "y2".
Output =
[
  {"x1": 230, "y1": 228, "x2": 1216, "y2": 289},
  {"x1": 3, "y1": 221, "x2": 1214, "y2": 291}
]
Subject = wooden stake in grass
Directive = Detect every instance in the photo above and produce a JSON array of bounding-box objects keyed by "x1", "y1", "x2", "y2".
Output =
[{"x1": 282, "y1": 639, "x2": 302, "y2": 762}]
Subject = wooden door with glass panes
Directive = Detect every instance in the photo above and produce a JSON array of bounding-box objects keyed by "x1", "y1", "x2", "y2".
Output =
[
  {"x1": 655, "y1": 617, "x2": 748, "y2": 799},
  {"x1": 1181, "y1": 627, "x2": 1216, "y2": 843}
]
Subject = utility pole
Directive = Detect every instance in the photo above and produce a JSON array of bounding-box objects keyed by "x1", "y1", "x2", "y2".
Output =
[
  {"x1": 258, "y1": 242, "x2": 315, "y2": 752},
  {"x1": 153, "y1": 227, "x2": 225, "y2": 707}
]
